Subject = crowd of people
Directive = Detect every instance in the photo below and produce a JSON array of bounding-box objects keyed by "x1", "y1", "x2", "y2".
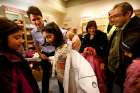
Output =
[{"x1": 0, "y1": 1, "x2": 140, "y2": 93}]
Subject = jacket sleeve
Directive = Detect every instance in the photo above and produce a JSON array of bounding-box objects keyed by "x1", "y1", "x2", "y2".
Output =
[
  {"x1": 79, "y1": 35, "x2": 88, "y2": 53},
  {"x1": 99, "y1": 32, "x2": 108, "y2": 57}
]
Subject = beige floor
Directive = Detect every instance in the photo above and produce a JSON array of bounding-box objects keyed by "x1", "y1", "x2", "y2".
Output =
[{"x1": 33, "y1": 69, "x2": 60, "y2": 93}]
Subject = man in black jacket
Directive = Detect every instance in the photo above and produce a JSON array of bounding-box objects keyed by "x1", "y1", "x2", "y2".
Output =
[{"x1": 107, "y1": 2, "x2": 140, "y2": 93}]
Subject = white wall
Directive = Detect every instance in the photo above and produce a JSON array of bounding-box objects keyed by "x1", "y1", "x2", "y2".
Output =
[
  {"x1": 1, "y1": 0, "x2": 140, "y2": 29},
  {"x1": 64, "y1": 0, "x2": 140, "y2": 32},
  {"x1": 36, "y1": 0, "x2": 66, "y2": 26},
  {"x1": 0, "y1": 0, "x2": 37, "y2": 10}
]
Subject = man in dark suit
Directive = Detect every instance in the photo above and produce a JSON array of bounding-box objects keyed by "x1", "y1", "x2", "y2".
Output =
[{"x1": 107, "y1": 2, "x2": 140, "y2": 93}]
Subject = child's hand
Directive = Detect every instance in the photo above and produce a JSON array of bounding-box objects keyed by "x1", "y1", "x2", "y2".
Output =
[{"x1": 39, "y1": 53, "x2": 48, "y2": 60}]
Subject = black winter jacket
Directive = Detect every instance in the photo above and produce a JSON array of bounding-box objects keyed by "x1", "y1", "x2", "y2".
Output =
[
  {"x1": 80, "y1": 30, "x2": 108, "y2": 59},
  {"x1": 115, "y1": 16, "x2": 140, "y2": 89}
]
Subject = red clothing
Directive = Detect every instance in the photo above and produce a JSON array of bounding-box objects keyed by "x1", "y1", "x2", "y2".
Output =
[
  {"x1": 12, "y1": 68, "x2": 33, "y2": 93},
  {"x1": 81, "y1": 47, "x2": 107, "y2": 93},
  {"x1": 0, "y1": 52, "x2": 40, "y2": 93},
  {"x1": 124, "y1": 58, "x2": 140, "y2": 93}
]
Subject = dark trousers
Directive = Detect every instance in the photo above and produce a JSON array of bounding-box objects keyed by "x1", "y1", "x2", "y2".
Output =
[
  {"x1": 41, "y1": 59, "x2": 52, "y2": 93},
  {"x1": 105, "y1": 68, "x2": 115, "y2": 93},
  {"x1": 58, "y1": 80, "x2": 64, "y2": 93},
  {"x1": 41, "y1": 51, "x2": 54, "y2": 93}
]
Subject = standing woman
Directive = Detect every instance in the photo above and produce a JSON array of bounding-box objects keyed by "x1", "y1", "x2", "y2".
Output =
[
  {"x1": 80, "y1": 20, "x2": 108, "y2": 93},
  {"x1": 80, "y1": 20, "x2": 108, "y2": 62},
  {"x1": 0, "y1": 17, "x2": 40, "y2": 93}
]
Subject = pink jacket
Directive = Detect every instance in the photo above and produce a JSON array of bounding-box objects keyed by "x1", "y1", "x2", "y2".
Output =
[
  {"x1": 124, "y1": 58, "x2": 140, "y2": 93},
  {"x1": 81, "y1": 47, "x2": 107, "y2": 93}
]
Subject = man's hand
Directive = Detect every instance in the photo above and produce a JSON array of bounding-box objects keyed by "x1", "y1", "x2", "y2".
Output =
[
  {"x1": 72, "y1": 36, "x2": 81, "y2": 50},
  {"x1": 66, "y1": 30, "x2": 74, "y2": 40}
]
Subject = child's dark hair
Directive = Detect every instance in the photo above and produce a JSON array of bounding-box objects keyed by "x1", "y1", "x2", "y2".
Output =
[
  {"x1": 0, "y1": 17, "x2": 20, "y2": 50},
  {"x1": 42, "y1": 22, "x2": 64, "y2": 48},
  {"x1": 86, "y1": 20, "x2": 97, "y2": 32},
  {"x1": 27, "y1": 6, "x2": 42, "y2": 18}
]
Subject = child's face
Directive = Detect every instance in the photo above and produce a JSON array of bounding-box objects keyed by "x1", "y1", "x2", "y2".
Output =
[
  {"x1": 8, "y1": 31, "x2": 24, "y2": 51},
  {"x1": 45, "y1": 32, "x2": 55, "y2": 44}
]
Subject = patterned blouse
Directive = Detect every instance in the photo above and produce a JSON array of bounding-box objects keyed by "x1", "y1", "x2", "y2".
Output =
[{"x1": 54, "y1": 44, "x2": 68, "y2": 83}]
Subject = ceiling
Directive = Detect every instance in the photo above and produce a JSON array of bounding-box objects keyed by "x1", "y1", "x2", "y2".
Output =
[{"x1": 62, "y1": 0, "x2": 99, "y2": 7}]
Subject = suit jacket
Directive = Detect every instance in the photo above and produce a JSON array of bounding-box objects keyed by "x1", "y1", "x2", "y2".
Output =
[{"x1": 112, "y1": 16, "x2": 140, "y2": 90}]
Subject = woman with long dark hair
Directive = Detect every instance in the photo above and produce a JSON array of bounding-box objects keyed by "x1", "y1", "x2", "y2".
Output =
[{"x1": 0, "y1": 17, "x2": 40, "y2": 93}]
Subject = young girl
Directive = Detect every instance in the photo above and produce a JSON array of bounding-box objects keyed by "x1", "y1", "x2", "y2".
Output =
[
  {"x1": 43, "y1": 22, "x2": 100, "y2": 93},
  {"x1": 42, "y1": 22, "x2": 67, "y2": 93},
  {"x1": 0, "y1": 17, "x2": 40, "y2": 93}
]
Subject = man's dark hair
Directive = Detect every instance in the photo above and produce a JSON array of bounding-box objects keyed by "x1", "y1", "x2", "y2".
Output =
[
  {"x1": 113, "y1": 2, "x2": 133, "y2": 16},
  {"x1": 27, "y1": 6, "x2": 42, "y2": 18}
]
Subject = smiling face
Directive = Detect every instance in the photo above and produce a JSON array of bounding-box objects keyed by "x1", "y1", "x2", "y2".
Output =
[
  {"x1": 87, "y1": 26, "x2": 96, "y2": 35},
  {"x1": 8, "y1": 31, "x2": 24, "y2": 51},
  {"x1": 29, "y1": 14, "x2": 44, "y2": 29}
]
